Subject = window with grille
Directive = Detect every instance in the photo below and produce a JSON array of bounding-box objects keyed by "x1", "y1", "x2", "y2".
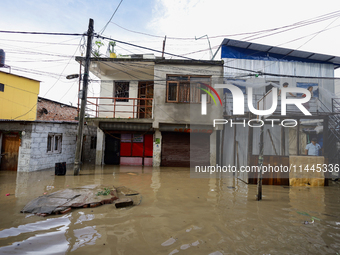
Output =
[
  {"x1": 166, "y1": 76, "x2": 211, "y2": 103},
  {"x1": 114, "y1": 82, "x2": 129, "y2": 102},
  {"x1": 47, "y1": 133, "x2": 62, "y2": 153}
]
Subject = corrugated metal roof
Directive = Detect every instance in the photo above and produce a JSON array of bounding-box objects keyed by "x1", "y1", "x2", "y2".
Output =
[{"x1": 221, "y1": 38, "x2": 340, "y2": 68}]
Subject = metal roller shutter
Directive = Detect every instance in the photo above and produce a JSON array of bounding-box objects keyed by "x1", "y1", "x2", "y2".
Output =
[{"x1": 161, "y1": 132, "x2": 210, "y2": 167}]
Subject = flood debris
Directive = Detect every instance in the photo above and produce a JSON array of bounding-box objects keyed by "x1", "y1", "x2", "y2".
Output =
[
  {"x1": 114, "y1": 198, "x2": 133, "y2": 208},
  {"x1": 21, "y1": 184, "x2": 140, "y2": 217},
  {"x1": 117, "y1": 186, "x2": 139, "y2": 196},
  {"x1": 304, "y1": 219, "x2": 315, "y2": 224}
]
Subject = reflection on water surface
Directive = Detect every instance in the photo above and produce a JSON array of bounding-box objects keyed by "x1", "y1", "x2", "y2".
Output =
[{"x1": 0, "y1": 165, "x2": 339, "y2": 254}]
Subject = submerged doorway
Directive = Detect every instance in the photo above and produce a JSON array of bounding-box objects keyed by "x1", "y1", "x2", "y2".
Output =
[
  {"x1": 104, "y1": 133, "x2": 121, "y2": 165},
  {"x1": 0, "y1": 133, "x2": 20, "y2": 171}
]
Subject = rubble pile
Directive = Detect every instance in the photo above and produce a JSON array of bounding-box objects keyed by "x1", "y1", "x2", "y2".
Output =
[{"x1": 21, "y1": 185, "x2": 141, "y2": 216}]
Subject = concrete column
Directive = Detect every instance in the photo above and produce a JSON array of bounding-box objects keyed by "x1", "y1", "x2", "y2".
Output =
[
  {"x1": 0, "y1": 133, "x2": 2, "y2": 166},
  {"x1": 17, "y1": 131, "x2": 32, "y2": 172},
  {"x1": 153, "y1": 129, "x2": 162, "y2": 167},
  {"x1": 210, "y1": 130, "x2": 217, "y2": 166},
  {"x1": 95, "y1": 128, "x2": 105, "y2": 165}
]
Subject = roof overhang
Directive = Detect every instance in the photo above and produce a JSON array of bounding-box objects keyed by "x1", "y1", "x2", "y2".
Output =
[{"x1": 221, "y1": 38, "x2": 340, "y2": 69}]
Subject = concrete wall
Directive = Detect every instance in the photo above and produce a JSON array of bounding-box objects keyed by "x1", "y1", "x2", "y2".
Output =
[
  {"x1": 153, "y1": 64, "x2": 224, "y2": 126},
  {"x1": 94, "y1": 61, "x2": 154, "y2": 118},
  {"x1": 153, "y1": 130, "x2": 162, "y2": 167},
  {"x1": 82, "y1": 124, "x2": 97, "y2": 163},
  {"x1": 0, "y1": 121, "x2": 97, "y2": 172},
  {"x1": 28, "y1": 123, "x2": 77, "y2": 171},
  {"x1": 95, "y1": 128, "x2": 105, "y2": 165}
]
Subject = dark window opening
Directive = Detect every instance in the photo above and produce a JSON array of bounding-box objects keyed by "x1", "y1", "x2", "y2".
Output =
[
  {"x1": 114, "y1": 82, "x2": 129, "y2": 102},
  {"x1": 47, "y1": 133, "x2": 62, "y2": 153},
  {"x1": 0, "y1": 83, "x2": 4, "y2": 92},
  {"x1": 266, "y1": 81, "x2": 279, "y2": 93},
  {"x1": 90, "y1": 136, "x2": 97, "y2": 149},
  {"x1": 166, "y1": 76, "x2": 211, "y2": 103},
  {"x1": 168, "y1": 82, "x2": 178, "y2": 101}
]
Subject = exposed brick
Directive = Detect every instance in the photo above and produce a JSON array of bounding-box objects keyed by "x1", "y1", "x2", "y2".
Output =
[{"x1": 37, "y1": 97, "x2": 78, "y2": 121}]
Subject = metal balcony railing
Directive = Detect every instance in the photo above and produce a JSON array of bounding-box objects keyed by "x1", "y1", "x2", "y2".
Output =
[{"x1": 85, "y1": 97, "x2": 153, "y2": 119}]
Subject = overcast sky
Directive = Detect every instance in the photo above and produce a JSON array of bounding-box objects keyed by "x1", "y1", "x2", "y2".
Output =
[{"x1": 1, "y1": 0, "x2": 340, "y2": 106}]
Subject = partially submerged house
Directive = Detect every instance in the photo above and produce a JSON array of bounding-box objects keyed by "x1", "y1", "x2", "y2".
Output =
[
  {"x1": 76, "y1": 55, "x2": 224, "y2": 167},
  {"x1": 0, "y1": 71, "x2": 96, "y2": 171},
  {"x1": 220, "y1": 38, "x2": 340, "y2": 185},
  {"x1": 0, "y1": 119, "x2": 96, "y2": 171}
]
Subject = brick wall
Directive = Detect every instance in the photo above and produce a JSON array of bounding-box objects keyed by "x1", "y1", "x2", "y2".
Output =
[{"x1": 37, "y1": 97, "x2": 77, "y2": 121}]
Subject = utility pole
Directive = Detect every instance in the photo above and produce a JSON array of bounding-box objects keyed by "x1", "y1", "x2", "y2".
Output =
[
  {"x1": 257, "y1": 119, "x2": 264, "y2": 200},
  {"x1": 162, "y1": 36, "x2": 166, "y2": 58},
  {"x1": 74, "y1": 18, "x2": 94, "y2": 175}
]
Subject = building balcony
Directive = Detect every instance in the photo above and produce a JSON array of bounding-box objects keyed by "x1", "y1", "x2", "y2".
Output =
[{"x1": 85, "y1": 97, "x2": 153, "y2": 119}]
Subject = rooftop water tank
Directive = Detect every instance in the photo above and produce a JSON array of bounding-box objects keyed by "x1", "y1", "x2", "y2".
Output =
[{"x1": 0, "y1": 49, "x2": 4, "y2": 67}]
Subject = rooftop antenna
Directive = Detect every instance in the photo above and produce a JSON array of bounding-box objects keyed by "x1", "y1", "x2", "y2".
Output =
[{"x1": 195, "y1": 35, "x2": 213, "y2": 60}]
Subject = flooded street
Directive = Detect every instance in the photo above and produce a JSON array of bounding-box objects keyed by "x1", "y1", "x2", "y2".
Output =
[{"x1": 0, "y1": 165, "x2": 340, "y2": 254}]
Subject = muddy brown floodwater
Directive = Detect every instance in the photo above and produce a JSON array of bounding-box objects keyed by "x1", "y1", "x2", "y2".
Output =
[{"x1": 0, "y1": 165, "x2": 340, "y2": 254}]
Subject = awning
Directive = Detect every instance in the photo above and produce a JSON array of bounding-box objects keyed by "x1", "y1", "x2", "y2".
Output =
[{"x1": 99, "y1": 122, "x2": 153, "y2": 131}]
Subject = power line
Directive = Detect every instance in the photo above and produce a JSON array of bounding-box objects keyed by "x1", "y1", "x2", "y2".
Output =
[
  {"x1": 59, "y1": 80, "x2": 78, "y2": 101},
  {"x1": 4, "y1": 49, "x2": 74, "y2": 58},
  {"x1": 100, "y1": 0, "x2": 124, "y2": 35},
  {"x1": 0, "y1": 31, "x2": 85, "y2": 36},
  {"x1": 0, "y1": 38, "x2": 79, "y2": 46},
  {"x1": 97, "y1": 35, "x2": 320, "y2": 79},
  {"x1": 86, "y1": 53, "x2": 340, "y2": 81},
  {"x1": 43, "y1": 37, "x2": 83, "y2": 97},
  {"x1": 242, "y1": 11, "x2": 340, "y2": 42},
  {"x1": 11, "y1": 66, "x2": 66, "y2": 78},
  {"x1": 7, "y1": 58, "x2": 71, "y2": 63},
  {"x1": 295, "y1": 17, "x2": 340, "y2": 51},
  {"x1": 110, "y1": 10, "x2": 340, "y2": 41},
  {"x1": 276, "y1": 24, "x2": 340, "y2": 48},
  {"x1": 243, "y1": 18, "x2": 340, "y2": 75}
]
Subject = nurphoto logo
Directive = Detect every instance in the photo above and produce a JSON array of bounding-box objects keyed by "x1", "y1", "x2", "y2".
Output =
[{"x1": 201, "y1": 84, "x2": 312, "y2": 116}]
